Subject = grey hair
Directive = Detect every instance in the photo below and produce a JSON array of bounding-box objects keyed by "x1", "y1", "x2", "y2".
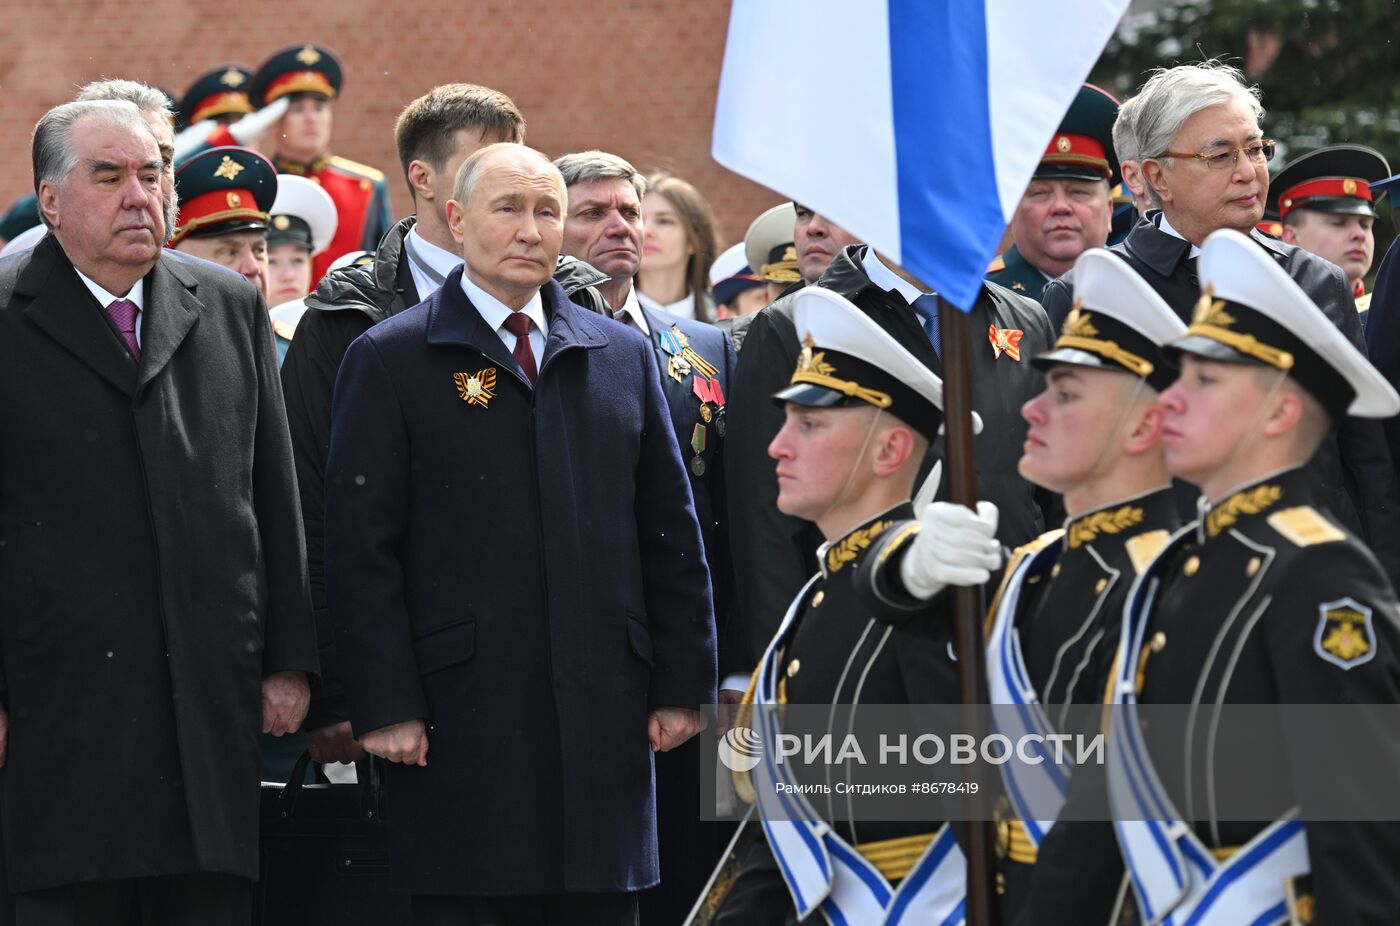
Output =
[
  {"x1": 32, "y1": 100, "x2": 156, "y2": 227},
  {"x1": 1131, "y1": 61, "x2": 1265, "y2": 207},
  {"x1": 1111, "y1": 93, "x2": 1140, "y2": 164},
  {"x1": 75, "y1": 79, "x2": 174, "y2": 124},
  {"x1": 452, "y1": 142, "x2": 566, "y2": 209},
  {"x1": 552, "y1": 150, "x2": 648, "y2": 201}
]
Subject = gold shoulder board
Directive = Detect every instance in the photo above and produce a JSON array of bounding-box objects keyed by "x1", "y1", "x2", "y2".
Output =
[
  {"x1": 1267, "y1": 506, "x2": 1345, "y2": 547},
  {"x1": 328, "y1": 155, "x2": 385, "y2": 182}
]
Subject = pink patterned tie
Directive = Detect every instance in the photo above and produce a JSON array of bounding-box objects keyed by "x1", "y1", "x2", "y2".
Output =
[{"x1": 106, "y1": 299, "x2": 140, "y2": 362}]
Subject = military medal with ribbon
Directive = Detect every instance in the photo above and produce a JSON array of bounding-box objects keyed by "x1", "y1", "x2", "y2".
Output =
[
  {"x1": 689, "y1": 423, "x2": 708, "y2": 476},
  {"x1": 658, "y1": 328, "x2": 690, "y2": 382},
  {"x1": 692, "y1": 374, "x2": 728, "y2": 438}
]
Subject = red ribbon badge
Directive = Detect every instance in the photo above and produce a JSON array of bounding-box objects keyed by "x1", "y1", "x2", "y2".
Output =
[
  {"x1": 692, "y1": 376, "x2": 727, "y2": 407},
  {"x1": 989, "y1": 325, "x2": 1024, "y2": 361}
]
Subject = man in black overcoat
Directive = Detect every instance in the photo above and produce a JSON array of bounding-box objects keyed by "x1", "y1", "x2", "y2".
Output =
[{"x1": 0, "y1": 99, "x2": 316, "y2": 922}]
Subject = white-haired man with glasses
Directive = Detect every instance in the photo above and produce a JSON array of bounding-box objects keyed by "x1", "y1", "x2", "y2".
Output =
[{"x1": 1041, "y1": 60, "x2": 1400, "y2": 587}]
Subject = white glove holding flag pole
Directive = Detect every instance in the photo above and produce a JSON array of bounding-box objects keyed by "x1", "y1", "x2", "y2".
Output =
[
  {"x1": 173, "y1": 97, "x2": 289, "y2": 162},
  {"x1": 899, "y1": 500, "x2": 1001, "y2": 600}
]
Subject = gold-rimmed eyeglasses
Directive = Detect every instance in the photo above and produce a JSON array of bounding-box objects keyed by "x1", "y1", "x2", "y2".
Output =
[{"x1": 1151, "y1": 139, "x2": 1276, "y2": 170}]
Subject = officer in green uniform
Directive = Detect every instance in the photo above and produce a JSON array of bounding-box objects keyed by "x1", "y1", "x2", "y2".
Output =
[
  {"x1": 711, "y1": 286, "x2": 966, "y2": 924},
  {"x1": 250, "y1": 43, "x2": 393, "y2": 285},
  {"x1": 988, "y1": 83, "x2": 1120, "y2": 302},
  {"x1": 855, "y1": 247, "x2": 1188, "y2": 923},
  {"x1": 169, "y1": 145, "x2": 277, "y2": 294}
]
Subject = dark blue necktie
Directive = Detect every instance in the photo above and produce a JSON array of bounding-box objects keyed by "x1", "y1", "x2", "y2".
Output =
[{"x1": 912, "y1": 294, "x2": 941, "y2": 359}]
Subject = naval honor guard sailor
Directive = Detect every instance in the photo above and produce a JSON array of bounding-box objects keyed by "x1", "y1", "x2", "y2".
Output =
[
  {"x1": 712, "y1": 286, "x2": 972, "y2": 925},
  {"x1": 1107, "y1": 228, "x2": 1400, "y2": 925},
  {"x1": 857, "y1": 247, "x2": 1188, "y2": 924}
]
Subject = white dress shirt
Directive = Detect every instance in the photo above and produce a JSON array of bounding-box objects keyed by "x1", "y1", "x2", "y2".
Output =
[
  {"x1": 403, "y1": 227, "x2": 463, "y2": 300},
  {"x1": 861, "y1": 248, "x2": 932, "y2": 303},
  {"x1": 75, "y1": 270, "x2": 145, "y2": 347},
  {"x1": 637, "y1": 289, "x2": 696, "y2": 321},
  {"x1": 459, "y1": 270, "x2": 547, "y2": 368},
  {"x1": 1156, "y1": 212, "x2": 1203, "y2": 259},
  {"x1": 614, "y1": 286, "x2": 652, "y2": 336}
]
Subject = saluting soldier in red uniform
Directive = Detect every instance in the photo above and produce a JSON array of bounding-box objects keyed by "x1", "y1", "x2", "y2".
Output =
[{"x1": 250, "y1": 43, "x2": 393, "y2": 285}]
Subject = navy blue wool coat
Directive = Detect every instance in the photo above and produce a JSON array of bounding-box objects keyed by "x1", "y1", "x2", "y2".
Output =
[{"x1": 326, "y1": 267, "x2": 717, "y2": 895}]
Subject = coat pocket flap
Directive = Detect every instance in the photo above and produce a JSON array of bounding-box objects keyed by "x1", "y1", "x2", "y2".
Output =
[
  {"x1": 626, "y1": 615, "x2": 655, "y2": 668},
  {"x1": 413, "y1": 618, "x2": 476, "y2": 676}
]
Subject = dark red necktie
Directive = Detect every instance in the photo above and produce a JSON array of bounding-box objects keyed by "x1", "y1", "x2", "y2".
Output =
[
  {"x1": 106, "y1": 298, "x2": 141, "y2": 362},
  {"x1": 503, "y1": 312, "x2": 538, "y2": 385}
]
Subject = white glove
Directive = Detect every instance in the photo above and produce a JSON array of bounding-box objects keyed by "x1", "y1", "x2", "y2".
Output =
[
  {"x1": 172, "y1": 119, "x2": 217, "y2": 162},
  {"x1": 899, "y1": 501, "x2": 1001, "y2": 600},
  {"x1": 229, "y1": 96, "x2": 290, "y2": 146}
]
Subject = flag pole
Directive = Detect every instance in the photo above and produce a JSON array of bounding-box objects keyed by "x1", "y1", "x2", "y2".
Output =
[{"x1": 938, "y1": 296, "x2": 999, "y2": 926}]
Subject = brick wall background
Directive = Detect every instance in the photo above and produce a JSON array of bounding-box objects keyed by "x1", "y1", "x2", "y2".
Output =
[{"x1": 0, "y1": 0, "x2": 782, "y2": 249}]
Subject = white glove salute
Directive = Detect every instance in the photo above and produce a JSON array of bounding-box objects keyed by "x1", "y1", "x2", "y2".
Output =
[
  {"x1": 228, "y1": 96, "x2": 289, "y2": 146},
  {"x1": 173, "y1": 97, "x2": 291, "y2": 163},
  {"x1": 899, "y1": 500, "x2": 1001, "y2": 600}
]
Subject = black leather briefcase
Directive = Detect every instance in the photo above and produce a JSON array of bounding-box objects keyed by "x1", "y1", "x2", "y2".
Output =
[{"x1": 256, "y1": 752, "x2": 412, "y2": 925}]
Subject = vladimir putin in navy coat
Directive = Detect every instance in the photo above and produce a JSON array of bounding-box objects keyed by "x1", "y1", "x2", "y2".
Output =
[{"x1": 325, "y1": 143, "x2": 716, "y2": 921}]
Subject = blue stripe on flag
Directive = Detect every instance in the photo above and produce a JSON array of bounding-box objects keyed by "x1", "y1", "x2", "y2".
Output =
[{"x1": 887, "y1": 0, "x2": 1002, "y2": 312}]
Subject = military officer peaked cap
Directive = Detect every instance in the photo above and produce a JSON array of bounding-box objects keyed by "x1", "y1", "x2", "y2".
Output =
[
  {"x1": 745, "y1": 202, "x2": 799, "y2": 284},
  {"x1": 1267, "y1": 144, "x2": 1391, "y2": 220},
  {"x1": 250, "y1": 43, "x2": 343, "y2": 107},
  {"x1": 774, "y1": 287, "x2": 983, "y2": 441},
  {"x1": 1034, "y1": 248, "x2": 1187, "y2": 391},
  {"x1": 176, "y1": 65, "x2": 254, "y2": 129},
  {"x1": 1170, "y1": 228, "x2": 1400, "y2": 419},
  {"x1": 1036, "y1": 83, "x2": 1121, "y2": 187},
  {"x1": 171, "y1": 146, "x2": 278, "y2": 246},
  {"x1": 267, "y1": 174, "x2": 338, "y2": 255}
]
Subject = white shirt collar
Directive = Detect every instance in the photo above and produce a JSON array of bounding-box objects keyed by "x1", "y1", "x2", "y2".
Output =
[
  {"x1": 1156, "y1": 212, "x2": 1202, "y2": 258},
  {"x1": 74, "y1": 269, "x2": 145, "y2": 311},
  {"x1": 637, "y1": 289, "x2": 695, "y2": 320},
  {"x1": 861, "y1": 248, "x2": 930, "y2": 304},
  {"x1": 615, "y1": 285, "x2": 651, "y2": 336},
  {"x1": 405, "y1": 226, "x2": 463, "y2": 278},
  {"x1": 459, "y1": 268, "x2": 546, "y2": 338}
]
